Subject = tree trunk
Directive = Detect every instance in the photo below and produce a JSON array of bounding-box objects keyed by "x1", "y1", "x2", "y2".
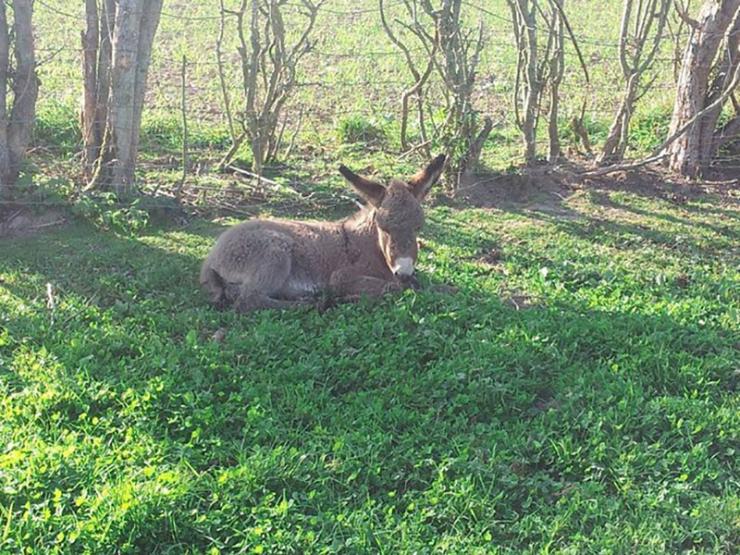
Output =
[
  {"x1": 0, "y1": 0, "x2": 38, "y2": 196},
  {"x1": 601, "y1": 74, "x2": 639, "y2": 161},
  {"x1": 128, "y1": 0, "x2": 163, "y2": 179},
  {"x1": 520, "y1": 2, "x2": 539, "y2": 164},
  {"x1": 87, "y1": 0, "x2": 163, "y2": 196},
  {"x1": 666, "y1": 0, "x2": 740, "y2": 177},
  {"x1": 547, "y1": 0, "x2": 565, "y2": 163},
  {"x1": 108, "y1": 0, "x2": 143, "y2": 194},
  {"x1": 82, "y1": 0, "x2": 100, "y2": 177},
  {"x1": 0, "y1": 2, "x2": 10, "y2": 195}
]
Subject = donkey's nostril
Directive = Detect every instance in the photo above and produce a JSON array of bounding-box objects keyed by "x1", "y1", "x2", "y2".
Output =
[{"x1": 392, "y1": 257, "x2": 414, "y2": 276}]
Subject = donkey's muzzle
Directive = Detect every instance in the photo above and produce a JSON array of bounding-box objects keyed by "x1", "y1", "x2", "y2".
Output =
[{"x1": 391, "y1": 257, "x2": 415, "y2": 277}]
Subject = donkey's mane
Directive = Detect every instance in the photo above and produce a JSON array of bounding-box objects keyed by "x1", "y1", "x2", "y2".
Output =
[{"x1": 343, "y1": 205, "x2": 376, "y2": 232}]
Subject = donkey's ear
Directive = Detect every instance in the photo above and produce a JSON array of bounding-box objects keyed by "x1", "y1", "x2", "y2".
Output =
[
  {"x1": 408, "y1": 154, "x2": 446, "y2": 200},
  {"x1": 339, "y1": 165, "x2": 386, "y2": 207}
]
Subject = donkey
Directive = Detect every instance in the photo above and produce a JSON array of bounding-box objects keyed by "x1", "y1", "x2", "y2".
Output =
[{"x1": 200, "y1": 154, "x2": 446, "y2": 313}]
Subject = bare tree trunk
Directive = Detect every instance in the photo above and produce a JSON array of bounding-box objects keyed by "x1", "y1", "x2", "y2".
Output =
[
  {"x1": 509, "y1": 0, "x2": 540, "y2": 164},
  {"x1": 82, "y1": 0, "x2": 100, "y2": 177},
  {"x1": 128, "y1": 0, "x2": 163, "y2": 181},
  {"x1": 109, "y1": 0, "x2": 141, "y2": 193},
  {"x1": 601, "y1": 75, "x2": 639, "y2": 160},
  {"x1": 0, "y1": 0, "x2": 38, "y2": 196},
  {"x1": 666, "y1": 0, "x2": 740, "y2": 177},
  {"x1": 548, "y1": 0, "x2": 565, "y2": 162},
  {"x1": 0, "y1": 2, "x2": 10, "y2": 195},
  {"x1": 87, "y1": 0, "x2": 163, "y2": 196},
  {"x1": 96, "y1": 0, "x2": 115, "y2": 147}
]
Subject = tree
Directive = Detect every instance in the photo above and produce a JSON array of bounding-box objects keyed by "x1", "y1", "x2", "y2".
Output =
[
  {"x1": 82, "y1": 0, "x2": 164, "y2": 196},
  {"x1": 0, "y1": 0, "x2": 38, "y2": 197},
  {"x1": 379, "y1": 0, "x2": 492, "y2": 190},
  {"x1": 217, "y1": 0, "x2": 322, "y2": 176},
  {"x1": 599, "y1": 0, "x2": 671, "y2": 163},
  {"x1": 666, "y1": 0, "x2": 740, "y2": 177},
  {"x1": 507, "y1": 0, "x2": 569, "y2": 164}
]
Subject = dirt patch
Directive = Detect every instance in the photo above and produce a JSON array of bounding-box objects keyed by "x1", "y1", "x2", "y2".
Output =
[
  {"x1": 478, "y1": 247, "x2": 503, "y2": 266},
  {"x1": 500, "y1": 289, "x2": 539, "y2": 310},
  {"x1": 0, "y1": 207, "x2": 68, "y2": 239},
  {"x1": 455, "y1": 165, "x2": 573, "y2": 209},
  {"x1": 450, "y1": 160, "x2": 738, "y2": 212}
]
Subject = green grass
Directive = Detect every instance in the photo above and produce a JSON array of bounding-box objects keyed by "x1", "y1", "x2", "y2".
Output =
[
  {"x1": 1, "y1": 186, "x2": 738, "y2": 553},
  {"x1": 336, "y1": 115, "x2": 387, "y2": 146}
]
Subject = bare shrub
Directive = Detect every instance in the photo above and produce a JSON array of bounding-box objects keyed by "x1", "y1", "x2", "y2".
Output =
[
  {"x1": 599, "y1": 0, "x2": 671, "y2": 163},
  {"x1": 506, "y1": 0, "x2": 570, "y2": 164},
  {"x1": 217, "y1": 0, "x2": 322, "y2": 176},
  {"x1": 379, "y1": 0, "x2": 492, "y2": 190}
]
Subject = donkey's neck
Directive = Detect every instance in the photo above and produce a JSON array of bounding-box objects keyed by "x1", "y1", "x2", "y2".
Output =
[
  {"x1": 333, "y1": 207, "x2": 384, "y2": 268},
  {"x1": 341, "y1": 207, "x2": 377, "y2": 236}
]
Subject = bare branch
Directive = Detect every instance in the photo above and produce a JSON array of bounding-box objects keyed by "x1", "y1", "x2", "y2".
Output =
[{"x1": 674, "y1": 0, "x2": 699, "y2": 29}]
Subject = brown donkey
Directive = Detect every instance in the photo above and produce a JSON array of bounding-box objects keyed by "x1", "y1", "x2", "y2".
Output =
[{"x1": 200, "y1": 154, "x2": 446, "y2": 313}]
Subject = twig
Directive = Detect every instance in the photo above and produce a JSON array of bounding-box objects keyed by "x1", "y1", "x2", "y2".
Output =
[
  {"x1": 31, "y1": 219, "x2": 67, "y2": 230},
  {"x1": 397, "y1": 140, "x2": 433, "y2": 160},
  {"x1": 176, "y1": 54, "x2": 189, "y2": 201},
  {"x1": 580, "y1": 152, "x2": 668, "y2": 177},
  {"x1": 46, "y1": 282, "x2": 56, "y2": 326},
  {"x1": 224, "y1": 164, "x2": 302, "y2": 197}
]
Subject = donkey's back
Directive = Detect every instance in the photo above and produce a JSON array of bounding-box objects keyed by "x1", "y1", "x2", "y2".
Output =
[{"x1": 200, "y1": 218, "x2": 343, "y2": 312}]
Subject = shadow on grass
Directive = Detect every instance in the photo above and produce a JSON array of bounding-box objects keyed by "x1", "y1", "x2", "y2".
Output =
[{"x1": 454, "y1": 163, "x2": 737, "y2": 237}]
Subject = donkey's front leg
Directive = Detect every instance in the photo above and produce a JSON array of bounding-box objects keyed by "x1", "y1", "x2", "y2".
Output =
[{"x1": 329, "y1": 267, "x2": 404, "y2": 300}]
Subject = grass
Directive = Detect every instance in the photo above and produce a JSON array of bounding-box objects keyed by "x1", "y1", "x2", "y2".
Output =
[
  {"x1": 336, "y1": 115, "x2": 388, "y2": 146},
  {"x1": 1, "y1": 184, "x2": 738, "y2": 553}
]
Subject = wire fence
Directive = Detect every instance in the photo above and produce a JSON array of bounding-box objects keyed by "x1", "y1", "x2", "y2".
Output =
[{"x1": 2, "y1": 0, "x2": 736, "y2": 216}]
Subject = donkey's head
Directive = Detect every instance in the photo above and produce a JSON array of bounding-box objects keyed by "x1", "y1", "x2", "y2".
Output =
[{"x1": 339, "y1": 154, "x2": 446, "y2": 277}]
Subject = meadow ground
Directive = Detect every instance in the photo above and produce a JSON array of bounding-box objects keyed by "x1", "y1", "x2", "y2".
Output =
[
  {"x1": 1, "y1": 171, "x2": 738, "y2": 553},
  {"x1": 0, "y1": 0, "x2": 738, "y2": 552}
]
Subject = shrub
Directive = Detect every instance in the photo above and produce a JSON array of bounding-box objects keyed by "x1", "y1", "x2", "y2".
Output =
[{"x1": 336, "y1": 115, "x2": 386, "y2": 145}]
